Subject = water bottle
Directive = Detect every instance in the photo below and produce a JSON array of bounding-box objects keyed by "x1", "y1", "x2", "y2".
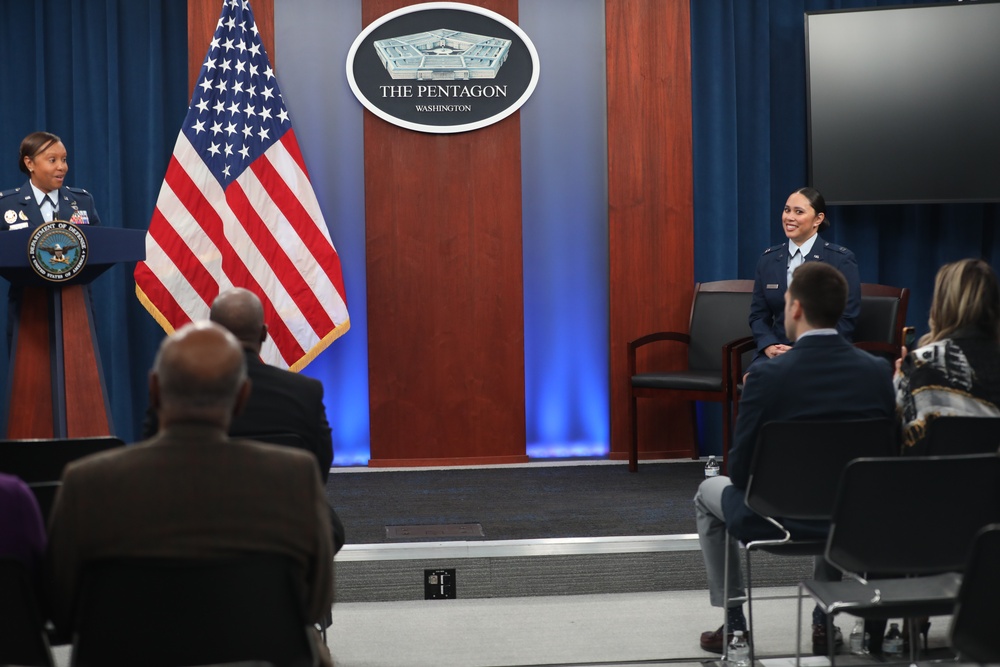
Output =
[
  {"x1": 849, "y1": 619, "x2": 867, "y2": 655},
  {"x1": 728, "y1": 630, "x2": 750, "y2": 667},
  {"x1": 705, "y1": 455, "x2": 720, "y2": 478},
  {"x1": 883, "y1": 622, "x2": 903, "y2": 656}
]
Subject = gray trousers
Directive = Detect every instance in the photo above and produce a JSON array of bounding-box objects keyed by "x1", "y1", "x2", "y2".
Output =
[
  {"x1": 694, "y1": 476, "x2": 744, "y2": 608},
  {"x1": 694, "y1": 476, "x2": 837, "y2": 610}
]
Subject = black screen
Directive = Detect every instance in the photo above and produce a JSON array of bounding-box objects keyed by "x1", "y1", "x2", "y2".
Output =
[{"x1": 805, "y1": 2, "x2": 1000, "y2": 205}]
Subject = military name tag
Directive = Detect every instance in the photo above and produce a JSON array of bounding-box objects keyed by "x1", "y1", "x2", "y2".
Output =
[{"x1": 766, "y1": 283, "x2": 779, "y2": 289}]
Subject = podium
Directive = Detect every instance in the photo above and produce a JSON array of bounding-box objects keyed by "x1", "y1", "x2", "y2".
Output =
[{"x1": 0, "y1": 227, "x2": 146, "y2": 439}]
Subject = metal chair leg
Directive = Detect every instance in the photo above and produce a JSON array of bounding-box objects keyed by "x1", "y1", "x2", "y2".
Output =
[
  {"x1": 828, "y1": 613, "x2": 837, "y2": 667},
  {"x1": 795, "y1": 584, "x2": 804, "y2": 667},
  {"x1": 723, "y1": 535, "x2": 731, "y2": 660},
  {"x1": 746, "y1": 547, "x2": 755, "y2": 665}
]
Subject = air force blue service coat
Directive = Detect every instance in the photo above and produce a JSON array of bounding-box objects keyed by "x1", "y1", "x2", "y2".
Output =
[
  {"x1": 0, "y1": 180, "x2": 102, "y2": 231},
  {"x1": 748, "y1": 236, "x2": 861, "y2": 351}
]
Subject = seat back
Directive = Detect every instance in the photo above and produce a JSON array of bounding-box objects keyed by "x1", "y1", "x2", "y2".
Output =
[
  {"x1": 853, "y1": 283, "x2": 909, "y2": 359},
  {"x1": 27, "y1": 481, "x2": 61, "y2": 525},
  {"x1": 951, "y1": 524, "x2": 1000, "y2": 663},
  {"x1": 922, "y1": 416, "x2": 1000, "y2": 456},
  {"x1": 72, "y1": 554, "x2": 316, "y2": 667},
  {"x1": 745, "y1": 419, "x2": 897, "y2": 521},
  {"x1": 687, "y1": 280, "x2": 755, "y2": 372},
  {"x1": 0, "y1": 558, "x2": 55, "y2": 667},
  {"x1": 240, "y1": 431, "x2": 308, "y2": 450},
  {"x1": 826, "y1": 454, "x2": 1000, "y2": 576},
  {"x1": 0, "y1": 436, "x2": 125, "y2": 483}
]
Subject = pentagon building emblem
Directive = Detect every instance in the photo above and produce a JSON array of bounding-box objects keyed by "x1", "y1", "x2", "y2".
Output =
[
  {"x1": 347, "y1": 2, "x2": 540, "y2": 134},
  {"x1": 374, "y1": 30, "x2": 511, "y2": 81},
  {"x1": 28, "y1": 221, "x2": 89, "y2": 282}
]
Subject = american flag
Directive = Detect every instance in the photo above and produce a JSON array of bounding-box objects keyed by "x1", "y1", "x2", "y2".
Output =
[{"x1": 135, "y1": 0, "x2": 349, "y2": 371}]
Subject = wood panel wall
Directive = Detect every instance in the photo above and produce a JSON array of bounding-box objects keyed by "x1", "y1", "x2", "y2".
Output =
[
  {"x1": 187, "y1": 0, "x2": 696, "y2": 465},
  {"x1": 362, "y1": 0, "x2": 528, "y2": 466},
  {"x1": 606, "y1": 0, "x2": 697, "y2": 461}
]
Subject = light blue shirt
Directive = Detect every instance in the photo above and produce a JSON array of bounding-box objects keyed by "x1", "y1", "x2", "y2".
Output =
[
  {"x1": 787, "y1": 234, "x2": 819, "y2": 286},
  {"x1": 29, "y1": 182, "x2": 59, "y2": 222}
]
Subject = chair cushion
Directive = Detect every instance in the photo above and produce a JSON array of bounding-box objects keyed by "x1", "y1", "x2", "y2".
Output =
[{"x1": 631, "y1": 371, "x2": 722, "y2": 392}]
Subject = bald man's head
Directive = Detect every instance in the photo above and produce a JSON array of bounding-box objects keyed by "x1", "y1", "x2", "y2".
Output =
[
  {"x1": 150, "y1": 321, "x2": 250, "y2": 429},
  {"x1": 209, "y1": 288, "x2": 267, "y2": 351}
]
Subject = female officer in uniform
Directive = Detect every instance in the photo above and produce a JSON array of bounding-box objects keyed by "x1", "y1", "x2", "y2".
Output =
[
  {"x1": 0, "y1": 131, "x2": 101, "y2": 231},
  {"x1": 748, "y1": 186, "x2": 860, "y2": 367}
]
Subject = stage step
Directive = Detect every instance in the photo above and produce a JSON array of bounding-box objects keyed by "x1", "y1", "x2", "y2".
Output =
[{"x1": 333, "y1": 534, "x2": 814, "y2": 603}]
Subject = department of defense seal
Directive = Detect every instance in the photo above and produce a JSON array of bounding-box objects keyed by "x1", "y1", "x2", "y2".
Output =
[{"x1": 27, "y1": 221, "x2": 89, "y2": 282}]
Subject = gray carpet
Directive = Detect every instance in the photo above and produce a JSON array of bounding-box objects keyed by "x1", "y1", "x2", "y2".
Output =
[{"x1": 326, "y1": 461, "x2": 702, "y2": 544}]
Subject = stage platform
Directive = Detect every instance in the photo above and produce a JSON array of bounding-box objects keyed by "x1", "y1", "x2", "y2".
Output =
[{"x1": 326, "y1": 460, "x2": 813, "y2": 603}]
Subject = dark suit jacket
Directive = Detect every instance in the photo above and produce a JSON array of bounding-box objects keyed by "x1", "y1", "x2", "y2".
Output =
[
  {"x1": 0, "y1": 179, "x2": 102, "y2": 230},
  {"x1": 231, "y1": 351, "x2": 334, "y2": 478},
  {"x1": 46, "y1": 424, "x2": 334, "y2": 635},
  {"x1": 144, "y1": 350, "x2": 333, "y2": 478},
  {"x1": 721, "y1": 333, "x2": 895, "y2": 540},
  {"x1": 748, "y1": 236, "x2": 861, "y2": 351}
]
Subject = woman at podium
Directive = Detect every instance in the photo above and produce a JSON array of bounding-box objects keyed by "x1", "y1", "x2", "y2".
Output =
[{"x1": 0, "y1": 131, "x2": 102, "y2": 230}]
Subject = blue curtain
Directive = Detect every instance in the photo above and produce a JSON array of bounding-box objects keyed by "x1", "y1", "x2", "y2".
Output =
[
  {"x1": 0, "y1": 0, "x2": 188, "y2": 440},
  {"x1": 691, "y1": 0, "x2": 1000, "y2": 339}
]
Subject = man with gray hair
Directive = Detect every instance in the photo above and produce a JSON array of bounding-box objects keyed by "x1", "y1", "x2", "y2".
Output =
[{"x1": 48, "y1": 322, "x2": 334, "y2": 664}]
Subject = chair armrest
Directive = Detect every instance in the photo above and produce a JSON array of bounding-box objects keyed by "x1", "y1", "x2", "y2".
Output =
[
  {"x1": 726, "y1": 336, "x2": 756, "y2": 390},
  {"x1": 628, "y1": 331, "x2": 691, "y2": 376},
  {"x1": 855, "y1": 341, "x2": 900, "y2": 361}
]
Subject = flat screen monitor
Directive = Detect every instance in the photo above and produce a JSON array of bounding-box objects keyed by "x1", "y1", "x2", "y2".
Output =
[{"x1": 805, "y1": 2, "x2": 1000, "y2": 205}]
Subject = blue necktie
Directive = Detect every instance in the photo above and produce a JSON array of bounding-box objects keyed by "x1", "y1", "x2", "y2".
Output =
[
  {"x1": 788, "y1": 248, "x2": 803, "y2": 285},
  {"x1": 44, "y1": 195, "x2": 58, "y2": 222}
]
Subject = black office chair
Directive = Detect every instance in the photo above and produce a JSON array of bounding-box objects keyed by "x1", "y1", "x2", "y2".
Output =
[
  {"x1": 628, "y1": 280, "x2": 754, "y2": 472},
  {"x1": 722, "y1": 418, "x2": 897, "y2": 662},
  {"x1": 798, "y1": 454, "x2": 1000, "y2": 667},
  {"x1": 26, "y1": 480, "x2": 61, "y2": 525},
  {"x1": 0, "y1": 436, "x2": 125, "y2": 483},
  {"x1": 0, "y1": 558, "x2": 55, "y2": 667},
  {"x1": 71, "y1": 554, "x2": 318, "y2": 667},
  {"x1": 853, "y1": 283, "x2": 909, "y2": 361},
  {"x1": 921, "y1": 416, "x2": 1000, "y2": 456},
  {"x1": 950, "y1": 523, "x2": 1000, "y2": 663}
]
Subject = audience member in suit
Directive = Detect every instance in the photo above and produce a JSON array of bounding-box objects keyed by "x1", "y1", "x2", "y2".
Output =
[
  {"x1": 695, "y1": 262, "x2": 895, "y2": 655},
  {"x1": 47, "y1": 322, "x2": 334, "y2": 665},
  {"x1": 747, "y1": 187, "x2": 861, "y2": 370},
  {"x1": 896, "y1": 258, "x2": 1000, "y2": 454},
  {"x1": 0, "y1": 472, "x2": 47, "y2": 595},
  {"x1": 143, "y1": 287, "x2": 344, "y2": 552}
]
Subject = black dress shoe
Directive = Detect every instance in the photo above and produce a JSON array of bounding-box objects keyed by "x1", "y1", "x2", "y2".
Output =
[
  {"x1": 812, "y1": 624, "x2": 843, "y2": 655},
  {"x1": 700, "y1": 625, "x2": 750, "y2": 654}
]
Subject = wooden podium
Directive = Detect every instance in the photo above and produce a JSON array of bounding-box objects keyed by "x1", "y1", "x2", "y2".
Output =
[{"x1": 0, "y1": 227, "x2": 146, "y2": 439}]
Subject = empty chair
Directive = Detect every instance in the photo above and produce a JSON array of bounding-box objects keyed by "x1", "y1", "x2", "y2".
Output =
[
  {"x1": 628, "y1": 280, "x2": 754, "y2": 472},
  {"x1": 921, "y1": 416, "x2": 1000, "y2": 456},
  {"x1": 0, "y1": 436, "x2": 124, "y2": 483},
  {"x1": 71, "y1": 554, "x2": 318, "y2": 667},
  {"x1": 0, "y1": 558, "x2": 55, "y2": 667},
  {"x1": 798, "y1": 454, "x2": 1000, "y2": 666},
  {"x1": 950, "y1": 523, "x2": 1000, "y2": 663},
  {"x1": 852, "y1": 283, "x2": 909, "y2": 361}
]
